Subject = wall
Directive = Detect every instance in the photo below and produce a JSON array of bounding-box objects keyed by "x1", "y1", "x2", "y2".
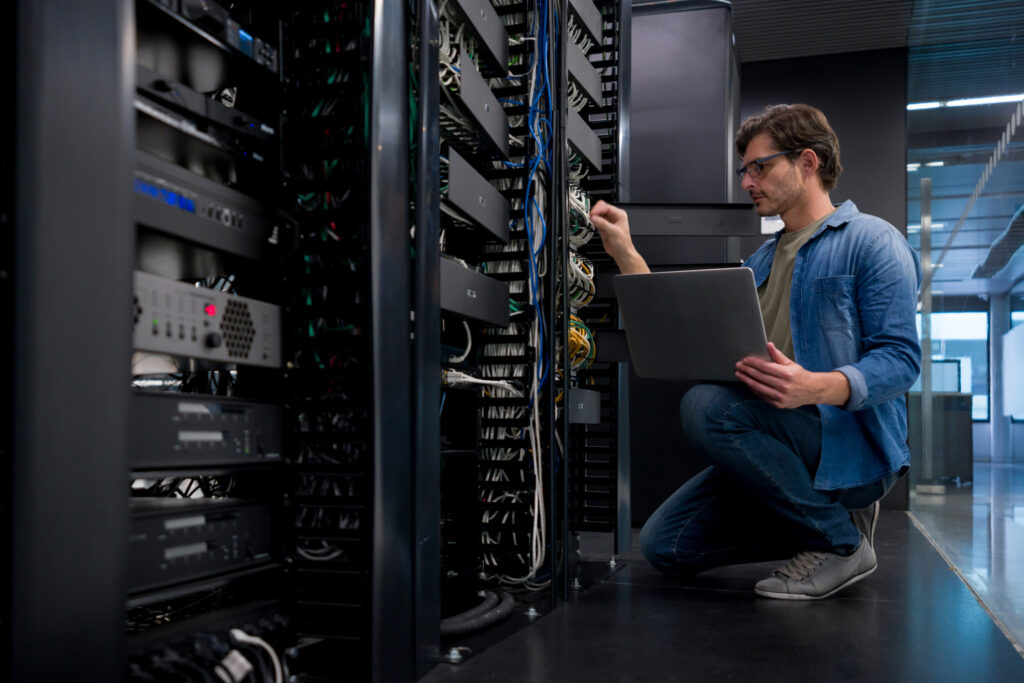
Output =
[{"x1": 740, "y1": 48, "x2": 908, "y2": 233}]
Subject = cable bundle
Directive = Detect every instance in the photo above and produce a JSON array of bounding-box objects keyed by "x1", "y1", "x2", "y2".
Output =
[
  {"x1": 568, "y1": 182, "x2": 594, "y2": 248},
  {"x1": 568, "y1": 315, "x2": 596, "y2": 369},
  {"x1": 568, "y1": 251, "x2": 595, "y2": 308}
]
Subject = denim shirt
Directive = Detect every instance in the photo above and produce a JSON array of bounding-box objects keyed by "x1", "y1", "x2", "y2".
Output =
[{"x1": 743, "y1": 200, "x2": 922, "y2": 490}]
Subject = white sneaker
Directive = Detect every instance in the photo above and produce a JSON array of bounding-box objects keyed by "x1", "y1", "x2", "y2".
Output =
[{"x1": 754, "y1": 535, "x2": 877, "y2": 600}]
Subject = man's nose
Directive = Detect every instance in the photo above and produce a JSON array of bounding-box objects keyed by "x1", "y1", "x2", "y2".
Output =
[{"x1": 741, "y1": 172, "x2": 757, "y2": 192}]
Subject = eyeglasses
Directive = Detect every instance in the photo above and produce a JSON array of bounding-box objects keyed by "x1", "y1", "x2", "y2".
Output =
[{"x1": 735, "y1": 149, "x2": 802, "y2": 180}]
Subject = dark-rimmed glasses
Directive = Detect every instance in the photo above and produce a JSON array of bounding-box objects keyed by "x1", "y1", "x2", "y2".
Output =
[{"x1": 735, "y1": 149, "x2": 802, "y2": 180}]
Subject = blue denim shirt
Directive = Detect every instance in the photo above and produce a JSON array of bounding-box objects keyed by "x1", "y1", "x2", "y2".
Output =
[{"x1": 743, "y1": 200, "x2": 922, "y2": 490}]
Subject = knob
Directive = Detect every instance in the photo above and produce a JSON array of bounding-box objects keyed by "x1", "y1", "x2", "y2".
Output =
[{"x1": 205, "y1": 332, "x2": 223, "y2": 348}]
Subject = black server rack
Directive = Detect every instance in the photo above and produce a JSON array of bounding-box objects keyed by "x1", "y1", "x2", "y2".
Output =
[
  {"x1": 562, "y1": 0, "x2": 633, "y2": 590},
  {"x1": 7, "y1": 2, "x2": 630, "y2": 681},
  {"x1": 433, "y1": 0, "x2": 560, "y2": 652}
]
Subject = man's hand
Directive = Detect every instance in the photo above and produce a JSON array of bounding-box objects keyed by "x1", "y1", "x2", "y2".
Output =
[
  {"x1": 589, "y1": 200, "x2": 650, "y2": 274},
  {"x1": 735, "y1": 343, "x2": 851, "y2": 409}
]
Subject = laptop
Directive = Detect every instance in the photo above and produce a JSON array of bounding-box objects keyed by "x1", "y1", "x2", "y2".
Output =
[{"x1": 614, "y1": 267, "x2": 769, "y2": 381}]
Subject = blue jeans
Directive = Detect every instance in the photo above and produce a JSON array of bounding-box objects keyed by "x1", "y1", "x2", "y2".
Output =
[{"x1": 639, "y1": 383, "x2": 895, "y2": 577}]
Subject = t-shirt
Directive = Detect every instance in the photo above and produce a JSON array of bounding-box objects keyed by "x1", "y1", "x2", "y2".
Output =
[{"x1": 757, "y1": 210, "x2": 835, "y2": 360}]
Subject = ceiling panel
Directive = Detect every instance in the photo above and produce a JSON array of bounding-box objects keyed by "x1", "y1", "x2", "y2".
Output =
[{"x1": 731, "y1": 0, "x2": 912, "y2": 62}]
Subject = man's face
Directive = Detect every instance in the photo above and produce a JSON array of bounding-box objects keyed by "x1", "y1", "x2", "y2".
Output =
[{"x1": 739, "y1": 133, "x2": 804, "y2": 218}]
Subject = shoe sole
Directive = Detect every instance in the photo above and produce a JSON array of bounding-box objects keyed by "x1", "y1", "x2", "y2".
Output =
[{"x1": 753, "y1": 562, "x2": 878, "y2": 601}]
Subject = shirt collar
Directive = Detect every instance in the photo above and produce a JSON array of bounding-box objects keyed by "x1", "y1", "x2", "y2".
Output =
[{"x1": 771, "y1": 200, "x2": 857, "y2": 242}]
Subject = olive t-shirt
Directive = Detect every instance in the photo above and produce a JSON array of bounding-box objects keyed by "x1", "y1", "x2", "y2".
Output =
[{"x1": 757, "y1": 211, "x2": 835, "y2": 360}]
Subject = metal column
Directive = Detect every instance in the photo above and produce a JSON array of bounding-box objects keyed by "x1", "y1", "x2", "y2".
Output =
[
  {"x1": 11, "y1": 0, "x2": 134, "y2": 680},
  {"x1": 414, "y1": 0, "x2": 443, "y2": 676},
  {"x1": 369, "y1": 1, "x2": 415, "y2": 680}
]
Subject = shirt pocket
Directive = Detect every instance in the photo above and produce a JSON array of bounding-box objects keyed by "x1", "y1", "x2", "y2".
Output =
[{"x1": 815, "y1": 275, "x2": 856, "y2": 331}]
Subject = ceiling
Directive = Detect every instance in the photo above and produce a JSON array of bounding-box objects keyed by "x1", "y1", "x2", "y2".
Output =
[{"x1": 727, "y1": 0, "x2": 1024, "y2": 296}]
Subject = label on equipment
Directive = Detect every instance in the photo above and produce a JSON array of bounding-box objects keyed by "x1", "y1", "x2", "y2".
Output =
[
  {"x1": 164, "y1": 541, "x2": 209, "y2": 560},
  {"x1": 164, "y1": 514, "x2": 206, "y2": 530}
]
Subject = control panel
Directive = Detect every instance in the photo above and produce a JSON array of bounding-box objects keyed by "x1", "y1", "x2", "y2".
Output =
[
  {"x1": 130, "y1": 392, "x2": 283, "y2": 469},
  {"x1": 133, "y1": 271, "x2": 282, "y2": 368},
  {"x1": 128, "y1": 498, "x2": 274, "y2": 594}
]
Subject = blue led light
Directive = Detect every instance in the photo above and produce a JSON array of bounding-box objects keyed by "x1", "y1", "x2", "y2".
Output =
[
  {"x1": 134, "y1": 178, "x2": 195, "y2": 214},
  {"x1": 238, "y1": 29, "x2": 254, "y2": 57}
]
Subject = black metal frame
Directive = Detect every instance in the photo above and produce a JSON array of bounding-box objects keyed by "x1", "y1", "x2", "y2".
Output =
[
  {"x1": 369, "y1": 2, "x2": 415, "y2": 681},
  {"x1": 11, "y1": 0, "x2": 134, "y2": 679},
  {"x1": 554, "y1": 0, "x2": 572, "y2": 602},
  {"x1": 414, "y1": 0, "x2": 443, "y2": 677},
  {"x1": 614, "y1": 0, "x2": 633, "y2": 556}
]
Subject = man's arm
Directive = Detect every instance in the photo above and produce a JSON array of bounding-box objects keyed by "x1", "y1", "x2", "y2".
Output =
[
  {"x1": 737, "y1": 227, "x2": 921, "y2": 411},
  {"x1": 832, "y1": 229, "x2": 922, "y2": 411},
  {"x1": 589, "y1": 200, "x2": 650, "y2": 274}
]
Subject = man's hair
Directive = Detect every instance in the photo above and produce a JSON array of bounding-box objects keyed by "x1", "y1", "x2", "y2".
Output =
[{"x1": 735, "y1": 104, "x2": 842, "y2": 192}]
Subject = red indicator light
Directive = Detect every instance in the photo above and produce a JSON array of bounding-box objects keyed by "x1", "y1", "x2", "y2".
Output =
[{"x1": 204, "y1": 304, "x2": 217, "y2": 317}]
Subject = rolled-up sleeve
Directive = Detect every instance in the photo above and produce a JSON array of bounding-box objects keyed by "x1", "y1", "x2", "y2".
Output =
[{"x1": 841, "y1": 229, "x2": 922, "y2": 411}]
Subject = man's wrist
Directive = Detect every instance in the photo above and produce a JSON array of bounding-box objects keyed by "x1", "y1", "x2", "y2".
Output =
[
  {"x1": 814, "y1": 370, "x2": 851, "y2": 406},
  {"x1": 615, "y1": 248, "x2": 649, "y2": 275}
]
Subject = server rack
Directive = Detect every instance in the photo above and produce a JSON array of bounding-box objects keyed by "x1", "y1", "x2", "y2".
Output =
[
  {"x1": 7, "y1": 2, "x2": 629, "y2": 680},
  {"x1": 562, "y1": 0, "x2": 632, "y2": 593}
]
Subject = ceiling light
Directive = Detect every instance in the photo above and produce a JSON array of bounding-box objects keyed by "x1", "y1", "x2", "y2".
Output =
[
  {"x1": 947, "y1": 93, "x2": 1024, "y2": 107},
  {"x1": 906, "y1": 93, "x2": 1024, "y2": 110},
  {"x1": 925, "y1": 161, "x2": 944, "y2": 167},
  {"x1": 907, "y1": 163, "x2": 920, "y2": 171}
]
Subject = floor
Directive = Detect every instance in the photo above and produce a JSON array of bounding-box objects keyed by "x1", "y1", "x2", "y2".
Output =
[
  {"x1": 910, "y1": 462, "x2": 1024, "y2": 657},
  {"x1": 423, "y1": 510, "x2": 1024, "y2": 682}
]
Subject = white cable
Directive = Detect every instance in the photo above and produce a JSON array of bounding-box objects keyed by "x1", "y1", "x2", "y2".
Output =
[
  {"x1": 230, "y1": 629, "x2": 283, "y2": 683},
  {"x1": 449, "y1": 320, "x2": 473, "y2": 363}
]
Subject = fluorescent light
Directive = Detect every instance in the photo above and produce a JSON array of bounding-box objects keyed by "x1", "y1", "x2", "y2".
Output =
[
  {"x1": 906, "y1": 93, "x2": 1024, "y2": 110},
  {"x1": 947, "y1": 93, "x2": 1024, "y2": 107},
  {"x1": 907, "y1": 222, "x2": 944, "y2": 232},
  {"x1": 926, "y1": 161, "x2": 944, "y2": 167},
  {"x1": 907, "y1": 163, "x2": 921, "y2": 171},
  {"x1": 908, "y1": 224, "x2": 920, "y2": 231}
]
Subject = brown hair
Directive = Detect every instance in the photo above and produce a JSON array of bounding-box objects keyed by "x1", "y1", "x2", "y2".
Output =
[{"x1": 735, "y1": 104, "x2": 843, "y2": 192}]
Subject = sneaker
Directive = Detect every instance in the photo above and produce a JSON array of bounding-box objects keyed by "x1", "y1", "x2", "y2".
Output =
[
  {"x1": 754, "y1": 535, "x2": 877, "y2": 600},
  {"x1": 850, "y1": 500, "x2": 880, "y2": 548}
]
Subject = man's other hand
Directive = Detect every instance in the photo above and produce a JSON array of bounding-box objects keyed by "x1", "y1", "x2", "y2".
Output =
[
  {"x1": 589, "y1": 200, "x2": 650, "y2": 274},
  {"x1": 735, "y1": 343, "x2": 851, "y2": 409}
]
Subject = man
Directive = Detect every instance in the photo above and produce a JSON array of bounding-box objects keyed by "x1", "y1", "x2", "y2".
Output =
[{"x1": 589, "y1": 104, "x2": 921, "y2": 600}]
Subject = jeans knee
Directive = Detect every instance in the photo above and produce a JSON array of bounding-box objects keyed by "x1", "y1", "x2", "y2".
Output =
[
  {"x1": 637, "y1": 517, "x2": 657, "y2": 563},
  {"x1": 680, "y1": 384, "x2": 737, "y2": 452},
  {"x1": 639, "y1": 515, "x2": 699, "y2": 575}
]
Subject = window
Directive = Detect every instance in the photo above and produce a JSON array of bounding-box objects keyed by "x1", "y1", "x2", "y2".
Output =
[{"x1": 916, "y1": 311, "x2": 989, "y2": 421}]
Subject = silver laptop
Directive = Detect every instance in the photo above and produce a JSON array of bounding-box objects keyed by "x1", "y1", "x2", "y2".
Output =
[{"x1": 614, "y1": 268, "x2": 768, "y2": 381}]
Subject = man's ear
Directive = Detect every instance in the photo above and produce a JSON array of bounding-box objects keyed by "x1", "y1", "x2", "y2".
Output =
[{"x1": 798, "y1": 148, "x2": 820, "y2": 179}]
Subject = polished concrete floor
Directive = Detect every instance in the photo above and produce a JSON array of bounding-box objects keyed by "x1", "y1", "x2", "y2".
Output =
[
  {"x1": 910, "y1": 462, "x2": 1024, "y2": 658},
  {"x1": 424, "y1": 511, "x2": 1024, "y2": 682}
]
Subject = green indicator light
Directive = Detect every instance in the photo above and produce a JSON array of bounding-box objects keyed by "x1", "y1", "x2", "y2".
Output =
[
  {"x1": 152, "y1": 318, "x2": 159, "y2": 326},
  {"x1": 244, "y1": 448, "x2": 250, "y2": 454}
]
